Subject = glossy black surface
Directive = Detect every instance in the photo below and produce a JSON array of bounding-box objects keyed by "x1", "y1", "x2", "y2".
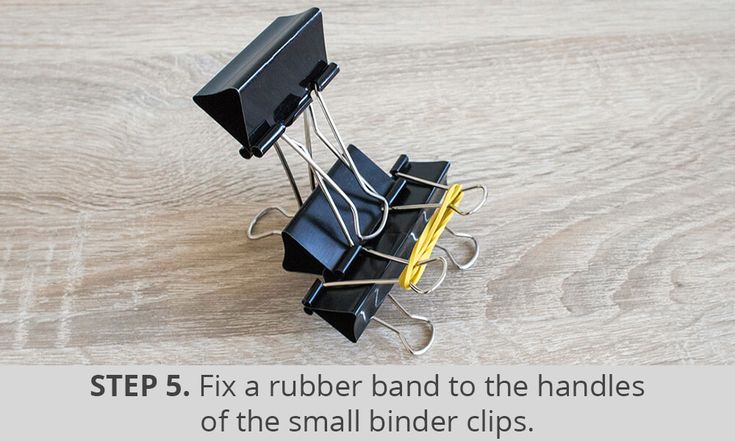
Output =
[
  {"x1": 302, "y1": 158, "x2": 451, "y2": 342},
  {"x1": 193, "y1": 8, "x2": 334, "y2": 157},
  {"x1": 281, "y1": 144, "x2": 405, "y2": 276}
]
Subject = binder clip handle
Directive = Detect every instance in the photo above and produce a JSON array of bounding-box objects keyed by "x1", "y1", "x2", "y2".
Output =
[
  {"x1": 435, "y1": 227, "x2": 480, "y2": 270},
  {"x1": 372, "y1": 294, "x2": 435, "y2": 356},
  {"x1": 247, "y1": 206, "x2": 293, "y2": 240},
  {"x1": 392, "y1": 172, "x2": 488, "y2": 216},
  {"x1": 321, "y1": 254, "x2": 448, "y2": 296}
]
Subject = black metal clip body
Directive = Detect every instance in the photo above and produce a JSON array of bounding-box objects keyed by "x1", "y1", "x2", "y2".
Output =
[
  {"x1": 193, "y1": 7, "x2": 338, "y2": 158},
  {"x1": 281, "y1": 145, "x2": 405, "y2": 277},
  {"x1": 302, "y1": 157, "x2": 450, "y2": 342},
  {"x1": 193, "y1": 8, "x2": 484, "y2": 354}
]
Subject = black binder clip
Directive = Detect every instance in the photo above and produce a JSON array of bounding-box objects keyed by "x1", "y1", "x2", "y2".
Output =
[{"x1": 193, "y1": 8, "x2": 487, "y2": 354}]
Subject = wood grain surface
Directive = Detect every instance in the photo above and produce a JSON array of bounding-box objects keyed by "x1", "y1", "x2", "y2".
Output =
[{"x1": 1, "y1": 0, "x2": 734, "y2": 364}]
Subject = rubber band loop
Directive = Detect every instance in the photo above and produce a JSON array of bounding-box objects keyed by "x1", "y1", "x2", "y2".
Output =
[{"x1": 399, "y1": 184, "x2": 464, "y2": 289}]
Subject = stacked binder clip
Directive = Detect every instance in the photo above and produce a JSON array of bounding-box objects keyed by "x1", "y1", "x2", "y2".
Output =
[{"x1": 193, "y1": 8, "x2": 486, "y2": 355}]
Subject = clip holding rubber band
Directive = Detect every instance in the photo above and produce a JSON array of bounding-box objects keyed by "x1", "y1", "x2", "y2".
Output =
[
  {"x1": 389, "y1": 170, "x2": 485, "y2": 271},
  {"x1": 193, "y1": 8, "x2": 487, "y2": 354}
]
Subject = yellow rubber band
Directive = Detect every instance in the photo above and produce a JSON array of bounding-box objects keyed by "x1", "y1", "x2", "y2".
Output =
[{"x1": 398, "y1": 184, "x2": 464, "y2": 289}]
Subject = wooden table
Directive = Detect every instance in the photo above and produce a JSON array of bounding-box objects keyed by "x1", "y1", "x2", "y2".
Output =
[{"x1": 1, "y1": 1, "x2": 733, "y2": 364}]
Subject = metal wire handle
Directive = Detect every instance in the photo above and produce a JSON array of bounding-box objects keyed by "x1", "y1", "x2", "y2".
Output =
[
  {"x1": 311, "y1": 89, "x2": 390, "y2": 240},
  {"x1": 435, "y1": 226, "x2": 480, "y2": 270},
  {"x1": 372, "y1": 294, "x2": 435, "y2": 355},
  {"x1": 322, "y1": 254, "x2": 448, "y2": 295},
  {"x1": 392, "y1": 172, "x2": 488, "y2": 216},
  {"x1": 247, "y1": 206, "x2": 293, "y2": 240}
]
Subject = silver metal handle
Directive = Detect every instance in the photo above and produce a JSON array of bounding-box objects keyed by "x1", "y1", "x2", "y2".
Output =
[{"x1": 372, "y1": 294, "x2": 435, "y2": 356}]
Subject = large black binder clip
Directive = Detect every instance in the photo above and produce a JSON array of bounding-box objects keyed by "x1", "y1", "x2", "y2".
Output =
[{"x1": 193, "y1": 8, "x2": 487, "y2": 354}]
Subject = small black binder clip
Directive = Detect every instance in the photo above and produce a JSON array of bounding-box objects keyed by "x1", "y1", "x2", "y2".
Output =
[{"x1": 193, "y1": 7, "x2": 487, "y2": 354}]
